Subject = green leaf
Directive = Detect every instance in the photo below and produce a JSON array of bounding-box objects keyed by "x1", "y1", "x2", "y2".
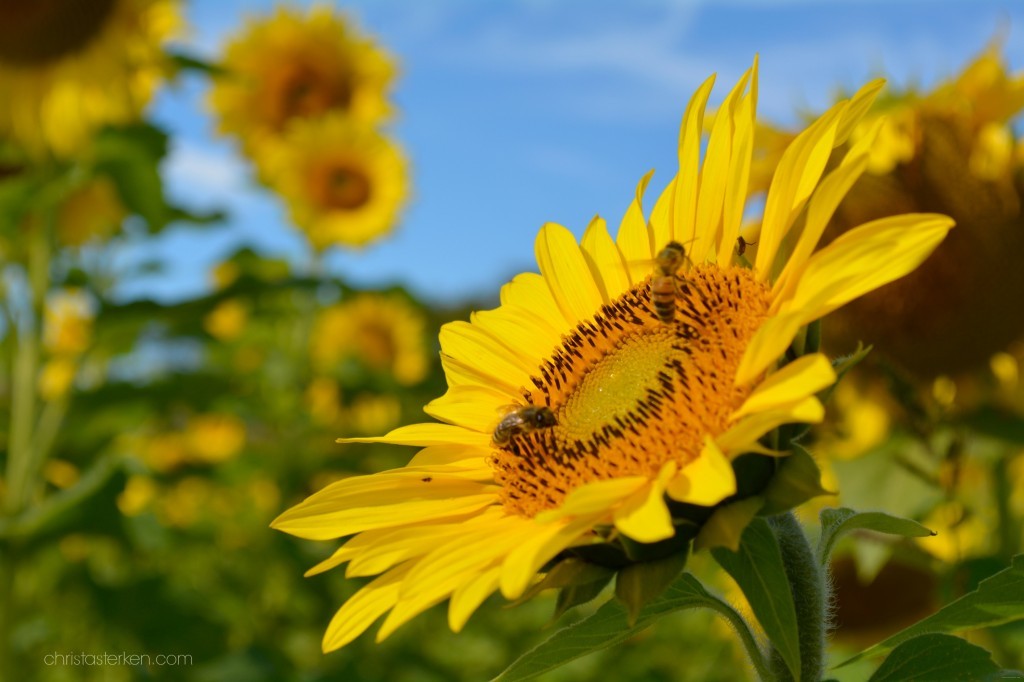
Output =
[
  {"x1": 614, "y1": 549, "x2": 689, "y2": 626},
  {"x1": 817, "y1": 507, "x2": 935, "y2": 566},
  {"x1": 868, "y1": 634, "x2": 1018, "y2": 682},
  {"x1": 712, "y1": 518, "x2": 801, "y2": 681},
  {"x1": 759, "y1": 445, "x2": 832, "y2": 515},
  {"x1": 957, "y1": 406, "x2": 1024, "y2": 445},
  {"x1": 820, "y1": 343, "x2": 872, "y2": 403},
  {"x1": 840, "y1": 555, "x2": 1024, "y2": 668},
  {"x1": 93, "y1": 124, "x2": 169, "y2": 230},
  {"x1": 494, "y1": 573, "x2": 737, "y2": 681},
  {"x1": 166, "y1": 50, "x2": 227, "y2": 77}
]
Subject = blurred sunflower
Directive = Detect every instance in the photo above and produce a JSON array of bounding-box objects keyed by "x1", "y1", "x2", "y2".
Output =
[
  {"x1": 209, "y1": 6, "x2": 395, "y2": 153},
  {"x1": 0, "y1": 0, "x2": 180, "y2": 157},
  {"x1": 262, "y1": 115, "x2": 408, "y2": 249},
  {"x1": 311, "y1": 293, "x2": 428, "y2": 386},
  {"x1": 56, "y1": 176, "x2": 126, "y2": 246},
  {"x1": 756, "y1": 45, "x2": 1024, "y2": 379},
  {"x1": 273, "y1": 63, "x2": 954, "y2": 652}
]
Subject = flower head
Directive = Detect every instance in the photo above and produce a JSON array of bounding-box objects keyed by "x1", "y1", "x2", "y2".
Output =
[
  {"x1": 756, "y1": 44, "x2": 1024, "y2": 378},
  {"x1": 273, "y1": 61, "x2": 954, "y2": 652},
  {"x1": 310, "y1": 293, "x2": 428, "y2": 385},
  {"x1": 209, "y1": 6, "x2": 396, "y2": 154},
  {"x1": 261, "y1": 114, "x2": 408, "y2": 249},
  {"x1": 0, "y1": 0, "x2": 180, "y2": 157}
]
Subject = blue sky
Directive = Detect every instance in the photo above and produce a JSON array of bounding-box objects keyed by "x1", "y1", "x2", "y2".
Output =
[{"x1": 130, "y1": 0, "x2": 1024, "y2": 305}]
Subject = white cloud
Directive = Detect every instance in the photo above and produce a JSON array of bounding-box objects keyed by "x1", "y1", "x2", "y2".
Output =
[{"x1": 163, "y1": 142, "x2": 250, "y2": 204}]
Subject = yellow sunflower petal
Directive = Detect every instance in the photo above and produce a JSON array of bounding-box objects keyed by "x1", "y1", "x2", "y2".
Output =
[
  {"x1": 581, "y1": 215, "x2": 632, "y2": 301},
  {"x1": 718, "y1": 88, "x2": 757, "y2": 267},
  {"x1": 772, "y1": 118, "x2": 881, "y2": 301},
  {"x1": 671, "y1": 75, "x2": 717, "y2": 247},
  {"x1": 271, "y1": 472, "x2": 498, "y2": 540},
  {"x1": 449, "y1": 566, "x2": 501, "y2": 633},
  {"x1": 322, "y1": 563, "x2": 411, "y2": 652},
  {"x1": 472, "y1": 307, "x2": 562, "y2": 365},
  {"x1": 616, "y1": 171, "x2": 656, "y2": 281},
  {"x1": 695, "y1": 65, "x2": 753, "y2": 264},
  {"x1": 612, "y1": 463, "x2": 677, "y2": 543},
  {"x1": 338, "y1": 423, "x2": 491, "y2": 447},
  {"x1": 536, "y1": 222, "x2": 606, "y2": 324},
  {"x1": 424, "y1": 386, "x2": 512, "y2": 433},
  {"x1": 649, "y1": 176, "x2": 676, "y2": 248},
  {"x1": 500, "y1": 515, "x2": 598, "y2": 599},
  {"x1": 439, "y1": 320, "x2": 536, "y2": 387},
  {"x1": 755, "y1": 104, "x2": 845, "y2": 278},
  {"x1": 440, "y1": 352, "x2": 526, "y2": 397},
  {"x1": 716, "y1": 397, "x2": 824, "y2": 456},
  {"x1": 782, "y1": 213, "x2": 956, "y2": 320},
  {"x1": 666, "y1": 438, "x2": 736, "y2": 506},
  {"x1": 731, "y1": 353, "x2": 836, "y2": 420},
  {"x1": 499, "y1": 272, "x2": 566, "y2": 330},
  {"x1": 551, "y1": 476, "x2": 650, "y2": 518}
]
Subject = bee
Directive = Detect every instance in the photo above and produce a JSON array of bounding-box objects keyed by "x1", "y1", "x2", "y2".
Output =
[
  {"x1": 650, "y1": 240, "x2": 692, "y2": 324},
  {"x1": 736, "y1": 235, "x2": 757, "y2": 256},
  {"x1": 492, "y1": 405, "x2": 557, "y2": 445}
]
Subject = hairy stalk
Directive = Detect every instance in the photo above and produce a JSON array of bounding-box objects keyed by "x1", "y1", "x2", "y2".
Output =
[
  {"x1": 706, "y1": 597, "x2": 774, "y2": 682},
  {"x1": 768, "y1": 512, "x2": 829, "y2": 682}
]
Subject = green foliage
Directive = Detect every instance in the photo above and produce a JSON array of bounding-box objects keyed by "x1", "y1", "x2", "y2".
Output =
[
  {"x1": 817, "y1": 507, "x2": 935, "y2": 567},
  {"x1": 494, "y1": 573, "x2": 758, "y2": 682},
  {"x1": 712, "y1": 518, "x2": 801, "y2": 681},
  {"x1": 759, "y1": 445, "x2": 831, "y2": 515},
  {"x1": 841, "y1": 555, "x2": 1024, "y2": 667},
  {"x1": 867, "y1": 634, "x2": 1020, "y2": 682}
]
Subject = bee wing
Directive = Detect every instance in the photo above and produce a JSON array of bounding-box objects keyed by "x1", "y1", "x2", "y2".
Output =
[{"x1": 495, "y1": 403, "x2": 523, "y2": 417}]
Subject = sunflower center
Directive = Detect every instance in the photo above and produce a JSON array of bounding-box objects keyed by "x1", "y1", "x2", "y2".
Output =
[
  {"x1": 0, "y1": 0, "x2": 116, "y2": 66},
  {"x1": 309, "y1": 161, "x2": 372, "y2": 211},
  {"x1": 266, "y1": 62, "x2": 353, "y2": 131},
  {"x1": 490, "y1": 265, "x2": 772, "y2": 518}
]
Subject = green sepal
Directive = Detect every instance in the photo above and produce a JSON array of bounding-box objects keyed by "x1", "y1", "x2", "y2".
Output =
[
  {"x1": 508, "y1": 558, "x2": 613, "y2": 608},
  {"x1": 614, "y1": 549, "x2": 689, "y2": 626},
  {"x1": 694, "y1": 496, "x2": 765, "y2": 551},
  {"x1": 817, "y1": 507, "x2": 935, "y2": 567},
  {"x1": 552, "y1": 576, "x2": 614, "y2": 621},
  {"x1": 820, "y1": 342, "x2": 872, "y2": 403},
  {"x1": 758, "y1": 445, "x2": 832, "y2": 515}
]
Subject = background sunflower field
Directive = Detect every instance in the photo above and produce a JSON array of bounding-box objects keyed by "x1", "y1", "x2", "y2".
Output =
[{"x1": 2, "y1": 1, "x2": 1024, "y2": 681}]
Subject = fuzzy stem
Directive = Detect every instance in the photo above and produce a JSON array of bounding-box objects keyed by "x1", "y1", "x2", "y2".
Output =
[
  {"x1": 705, "y1": 597, "x2": 774, "y2": 682},
  {"x1": 768, "y1": 512, "x2": 829, "y2": 682}
]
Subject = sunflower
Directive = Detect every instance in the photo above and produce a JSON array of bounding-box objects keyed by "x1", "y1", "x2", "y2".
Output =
[
  {"x1": 209, "y1": 6, "x2": 395, "y2": 154},
  {"x1": 310, "y1": 293, "x2": 428, "y2": 386},
  {"x1": 755, "y1": 44, "x2": 1024, "y2": 378},
  {"x1": 0, "y1": 0, "x2": 180, "y2": 157},
  {"x1": 261, "y1": 115, "x2": 408, "y2": 249},
  {"x1": 272, "y1": 62, "x2": 954, "y2": 652}
]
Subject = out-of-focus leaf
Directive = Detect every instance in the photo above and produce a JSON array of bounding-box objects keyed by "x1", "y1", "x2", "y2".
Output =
[
  {"x1": 839, "y1": 555, "x2": 1024, "y2": 668},
  {"x1": 817, "y1": 507, "x2": 935, "y2": 567},
  {"x1": 957, "y1": 407, "x2": 1024, "y2": 444},
  {"x1": 867, "y1": 634, "x2": 1018, "y2": 681},
  {"x1": 494, "y1": 573, "x2": 731, "y2": 682},
  {"x1": 759, "y1": 445, "x2": 831, "y2": 515},
  {"x1": 712, "y1": 518, "x2": 801, "y2": 681},
  {"x1": 93, "y1": 124, "x2": 169, "y2": 230},
  {"x1": 166, "y1": 50, "x2": 227, "y2": 77}
]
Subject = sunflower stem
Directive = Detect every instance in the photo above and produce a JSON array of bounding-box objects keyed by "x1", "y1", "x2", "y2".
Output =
[{"x1": 767, "y1": 512, "x2": 829, "y2": 682}]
